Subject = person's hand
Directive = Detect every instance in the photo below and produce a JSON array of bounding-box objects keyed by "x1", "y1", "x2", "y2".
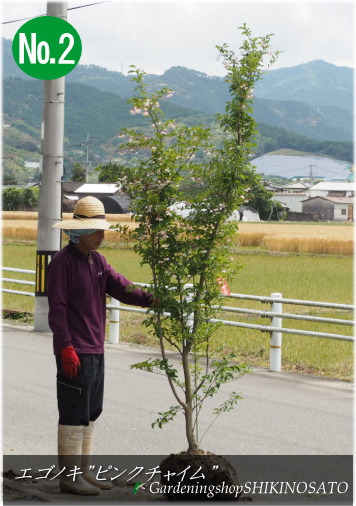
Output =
[{"x1": 61, "y1": 346, "x2": 81, "y2": 379}]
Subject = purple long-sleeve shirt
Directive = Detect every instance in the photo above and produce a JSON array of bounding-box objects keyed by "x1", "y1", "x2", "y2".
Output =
[{"x1": 47, "y1": 241, "x2": 152, "y2": 355}]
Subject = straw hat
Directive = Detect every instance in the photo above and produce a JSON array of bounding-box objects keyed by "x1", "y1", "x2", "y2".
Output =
[{"x1": 53, "y1": 196, "x2": 111, "y2": 230}]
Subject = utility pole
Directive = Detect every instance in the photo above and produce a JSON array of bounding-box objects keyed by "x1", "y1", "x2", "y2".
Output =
[
  {"x1": 78, "y1": 133, "x2": 100, "y2": 182},
  {"x1": 309, "y1": 164, "x2": 316, "y2": 186},
  {"x1": 34, "y1": 2, "x2": 68, "y2": 332}
]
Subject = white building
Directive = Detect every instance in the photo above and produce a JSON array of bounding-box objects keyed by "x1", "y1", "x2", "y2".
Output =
[
  {"x1": 272, "y1": 193, "x2": 308, "y2": 213},
  {"x1": 283, "y1": 182, "x2": 310, "y2": 193},
  {"x1": 75, "y1": 183, "x2": 120, "y2": 195},
  {"x1": 308, "y1": 182, "x2": 354, "y2": 199}
]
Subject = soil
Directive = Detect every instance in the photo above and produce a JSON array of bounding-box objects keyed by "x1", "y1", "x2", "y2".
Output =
[{"x1": 159, "y1": 452, "x2": 246, "y2": 501}]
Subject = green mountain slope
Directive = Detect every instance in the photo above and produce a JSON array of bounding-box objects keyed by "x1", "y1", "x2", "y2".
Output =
[
  {"x1": 254, "y1": 59, "x2": 353, "y2": 110},
  {"x1": 2, "y1": 78, "x2": 206, "y2": 146},
  {"x1": 253, "y1": 98, "x2": 352, "y2": 141},
  {"x1": 2, "y1": 37, "x2": 353, "y2": 142},
  {"x1": 3, "y1": 77, "x2": 352, "y2": 170}
]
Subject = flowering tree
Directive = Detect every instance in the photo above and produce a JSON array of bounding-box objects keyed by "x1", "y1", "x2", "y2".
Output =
[{"x1": 117, "y1": 25, "x2": 279, "y2": 453}]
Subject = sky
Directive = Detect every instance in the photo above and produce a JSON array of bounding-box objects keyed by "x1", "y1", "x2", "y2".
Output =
[{"x1": 1, "y1": 0, "x2": 355, "y2": 77}]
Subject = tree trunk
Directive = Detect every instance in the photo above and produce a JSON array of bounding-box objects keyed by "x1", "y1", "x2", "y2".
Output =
[
  {"x1": 184, "y1": 404, "x2": 199, "y2": 452},
  {"x1": 182, "y1": 349, "x2": 199, "y2": 452}
]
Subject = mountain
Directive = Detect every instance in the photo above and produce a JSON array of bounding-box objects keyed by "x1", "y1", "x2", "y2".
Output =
[
  {"x1": 2, "y1": 37, "x2": 353, "y2": 142},
  {"x1": 2, "y1": 37, "x2": 353, "y2": 186},
  {"x1": 3, "y1": 77, "x2": 352, "y2": 163},
  {"x1": 2, "y1": 78, "x2": 207, "y2": 147},
  {"x1": 253, "y1": 98, "x2": 352, "y2": 141},
  {"x1": 253, "y1": 59, "x2": 353, "y2": 110}
]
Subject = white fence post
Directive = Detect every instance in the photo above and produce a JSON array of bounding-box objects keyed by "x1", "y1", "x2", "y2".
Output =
[
  {"x1": 109, "y1": 297, "x2": 120, "y2": 344},
  {"x1": 270, "y1": 292, "x2": 282, "y2": 372}
]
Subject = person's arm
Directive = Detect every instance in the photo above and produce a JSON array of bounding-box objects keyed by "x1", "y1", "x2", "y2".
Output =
[
  {"x1": 47, "y1": 257, "x2": 81, "y2": 378},
  {"x1": 103, "y1": 258, "x2": 154, "y2": 308}
]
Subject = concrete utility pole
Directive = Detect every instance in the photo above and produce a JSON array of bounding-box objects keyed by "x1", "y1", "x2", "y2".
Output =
[
  {"x1": 78, "y1": 133, "x2": 100, "y2": 182},
  {"x1": 309, "y1": 164, "x2": 316, "y2": 185},
  {"x1": 34, "y1": 2, "x2": 68, "y2": 332}
]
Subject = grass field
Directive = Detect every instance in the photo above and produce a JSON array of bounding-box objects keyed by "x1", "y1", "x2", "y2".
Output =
[{"x1": 2, "y1": 236, "x2": 354, "y2": 381}]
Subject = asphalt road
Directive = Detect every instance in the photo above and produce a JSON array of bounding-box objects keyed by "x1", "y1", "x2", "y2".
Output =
[{"x1": 2, "y1": 324, "x2": 353, "y2": 457}]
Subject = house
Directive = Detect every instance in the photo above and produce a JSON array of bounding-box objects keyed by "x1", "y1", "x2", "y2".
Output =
[
  {"x1": 302, "y1": 196, "x2": 354, "y2": 222},
  {"x1": 74, "y1": 183, "x2": 120, "y2": 199},
  {"x1": 62, "y1": 183, "x2": 127, "y2": 213},
  {"x1": 272, "y1": 193, "x2": 308, "y2": 213},
  {"x1": 283, "y1": 182, "x2": 310, "y2": 193},
  {"x1": 308, "y1": 182, "x2": 354, "y2": 199},
  {"x1": 264, "y1": 182, "x2": 284, "y2": 192}
]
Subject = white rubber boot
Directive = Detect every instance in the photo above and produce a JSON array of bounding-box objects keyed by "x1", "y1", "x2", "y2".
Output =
[
  {"x1": 82, "y1": 421, "x2": 113, "y2": 490},
  {"x1": 58, "y1": 424, "x2": 100, "y2": 495}
]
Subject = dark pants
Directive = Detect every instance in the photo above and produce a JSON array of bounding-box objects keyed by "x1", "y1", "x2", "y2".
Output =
[{"x1": 56, "y1": 354, "x2": 104, "y2": 426}]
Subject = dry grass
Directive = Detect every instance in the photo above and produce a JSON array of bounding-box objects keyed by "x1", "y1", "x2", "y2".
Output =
[
  {"x1": 2, "y1": 211, "x2": 133, "y2": 223},
  {"x1": 2, "y1": 212, "x2": 354, "y2": 255},
  {"x1": 2, "y1": 226, "x2": 37, "y2": 241},
  {"x1": 234, "y1": 233, "x2": 353, "y2": 255},
  {"x1": 236, "y1": 221, "x2": 354, "y2": 241},
  {"x1": 263, "y1": 237, "x2": 354, "y2": 255},
  {"x1": 232, "y1": 222, "x2": 353, "y2": 255},
  {"x1": 2, "y1": 213, "x2": 135, "y2": 242},
  {"x1": 2, "y1": 211, "x2": 39, "y2": 221}
]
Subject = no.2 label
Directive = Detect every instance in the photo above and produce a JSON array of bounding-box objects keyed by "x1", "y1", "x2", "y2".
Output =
[{"x1": 13, "y1": 16, "x2": 82, "y2": 80}]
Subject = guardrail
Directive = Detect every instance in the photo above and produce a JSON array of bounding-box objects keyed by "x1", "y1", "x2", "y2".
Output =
[{"x1": 2, "y1": 267, "x2": 355, "y2": 372}]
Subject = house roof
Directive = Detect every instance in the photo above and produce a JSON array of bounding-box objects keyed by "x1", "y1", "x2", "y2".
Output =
[
  {"x1": 75, "y1": 183, "x2": 119, "y2": 194},
  {"x1": 284, "y1": 182, "x2": 309, "y2": 189},
  {"x1": 274, "y1": 193, "x2": 308, "y2": 197},
  {"x1": 303, "y1": 196, "x2": 355, "y2": 204},
  {"x1": 62, "y1": 182, "x2": 83, "y2": 193},
  {"x1": 309, "y1": 182, "x2": 354, "y2": 191}
]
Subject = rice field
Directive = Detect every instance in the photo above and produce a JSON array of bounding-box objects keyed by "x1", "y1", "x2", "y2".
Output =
[{"x1": 2, "y1": 212, "x2": 354, "y2": 255}]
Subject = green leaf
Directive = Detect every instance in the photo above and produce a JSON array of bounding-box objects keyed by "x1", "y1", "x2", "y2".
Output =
[{"x1": 152, "y1": 406, "x2": 182, "y2": 429}]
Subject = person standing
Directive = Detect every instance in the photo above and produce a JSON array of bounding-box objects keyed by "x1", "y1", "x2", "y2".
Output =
[{"x1": 47, "y1": 196, "x2": 153, "y2": 495}]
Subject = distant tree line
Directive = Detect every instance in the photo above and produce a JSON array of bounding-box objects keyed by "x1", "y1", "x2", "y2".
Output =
[{"x1": 2, "y1": 186, "x2": 39, "y2": 211}]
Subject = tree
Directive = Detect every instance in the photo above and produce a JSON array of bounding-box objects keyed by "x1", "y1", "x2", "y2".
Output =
[
  {"x1": 3, "y1": 187, "x2": 22, "y2": 210},
  {"x1": 245, "y1": 179, "x2": 274, "y2": 220},
  {"x1": 95, "y1": 162, "x2": 124, "y2": 182},
  {"x1": 117, "y1": 26, "x2": 279, "y2": 457},
  {"x1": 70, "y1": 162, "x2": 86, "y2": 182},
  {"x1": 21, "y1": 187, "x2": 39, "y2": 210}
]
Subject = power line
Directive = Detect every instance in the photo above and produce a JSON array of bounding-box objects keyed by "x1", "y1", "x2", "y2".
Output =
[
  {"x1": 68, "y1": 1, "x2": 112, "y2": 11},
  {"x1": 2, "y1": 1, "x2": 112, "y2": 25},
  {"x1": 2, "y1": 14, "x2": 46, "y2": 25}
]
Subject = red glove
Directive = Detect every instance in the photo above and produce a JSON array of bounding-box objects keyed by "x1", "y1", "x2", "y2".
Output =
[{"x1": 61, "y1": 346, "x2": 81, "y2": 379}]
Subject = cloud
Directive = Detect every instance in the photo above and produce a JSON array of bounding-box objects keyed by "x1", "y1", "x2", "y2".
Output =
[{"x1": 1, "y1": 0, "x2": 354, "y2": 76}]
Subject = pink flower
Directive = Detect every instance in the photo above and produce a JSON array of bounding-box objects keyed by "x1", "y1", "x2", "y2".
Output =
[{"x1": 130, "y1": 107, "x2": 142, "y2": 115}]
